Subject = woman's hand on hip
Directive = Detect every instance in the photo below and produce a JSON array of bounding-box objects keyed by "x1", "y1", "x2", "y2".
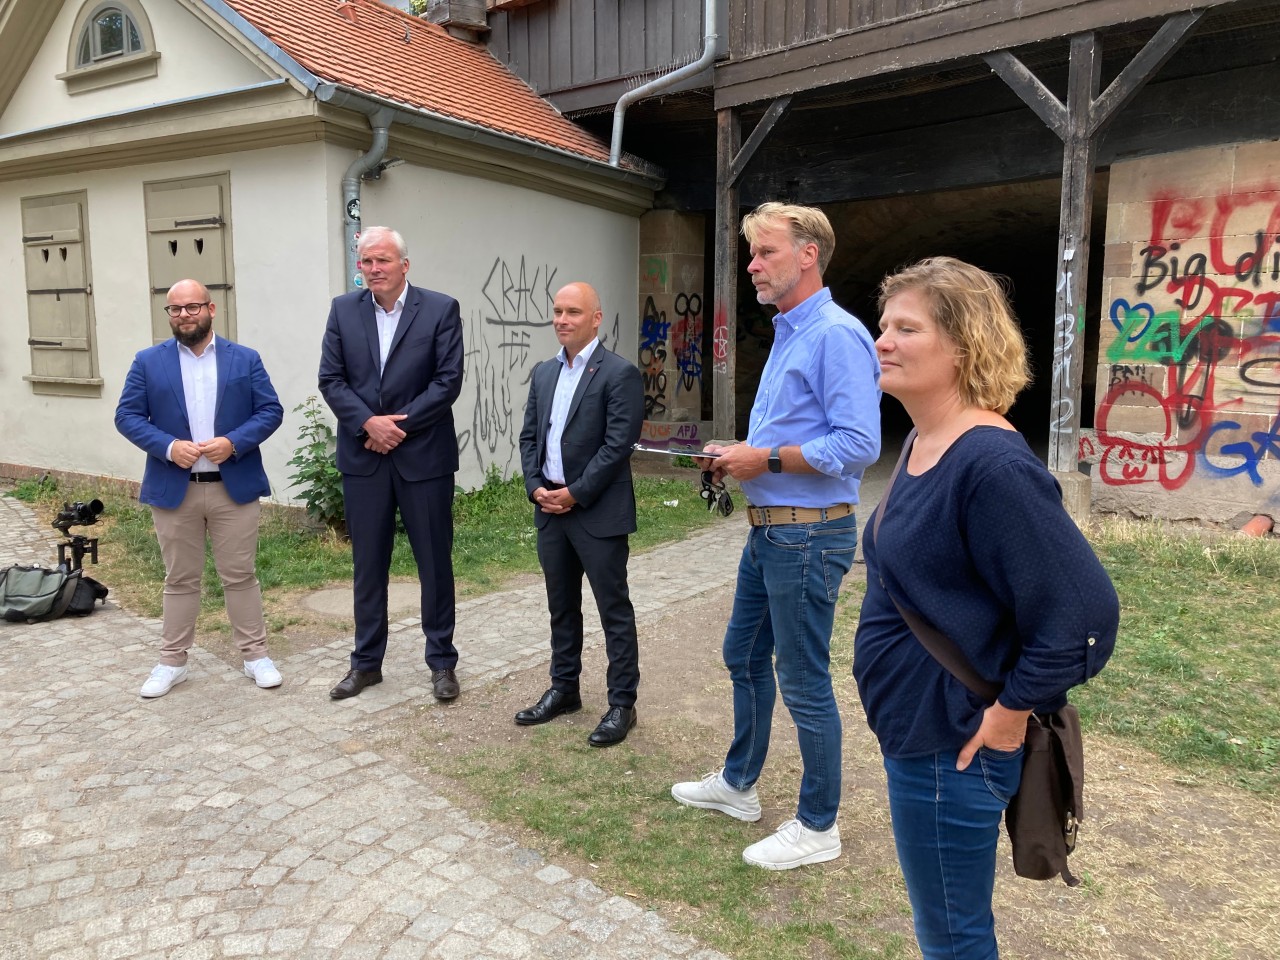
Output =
[{"x1": 956, "y1": 701, "x2": 1033, "y2": 771}]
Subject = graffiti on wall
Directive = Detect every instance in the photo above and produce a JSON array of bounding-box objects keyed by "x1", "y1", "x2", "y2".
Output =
[
  {"x1": 457, "y1": 255, "x2": 555, "y2": 473},
  {"x1": 639, "y1": 291, "x2": 703, "y2": 416},
  {"x1": 1091, "y1": 189, "x2": 1280, "y2": 488},
  {"x1": 457, "y1": 255, "x2": 624, "y2": 476},
  {"x1": 640, "y1": 419, "x2": 703, "y2": 447},
  {"x1": 671, "y1": 292, "x2": 703, "y2": 394},
  {"x1": 640, "y1": 295, "x2": 670, "y2": 417}
]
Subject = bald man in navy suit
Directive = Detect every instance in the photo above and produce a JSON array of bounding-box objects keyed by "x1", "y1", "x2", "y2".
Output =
[
  {"x1": 319, "y1": 226, "x2": 464, "y2": 703},
  {"x1": 517, "y1": 282, "x2": 645, "y2": 747}
]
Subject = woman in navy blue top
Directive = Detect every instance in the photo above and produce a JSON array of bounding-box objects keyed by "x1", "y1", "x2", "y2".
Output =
[{"x1": 854, "y1": 258, "x2": 1118, "y2": 960}]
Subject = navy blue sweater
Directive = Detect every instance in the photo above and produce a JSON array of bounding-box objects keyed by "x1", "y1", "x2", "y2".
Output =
[{"x1": 854, "y1": 427, "x2": 1118, "y2": 758}]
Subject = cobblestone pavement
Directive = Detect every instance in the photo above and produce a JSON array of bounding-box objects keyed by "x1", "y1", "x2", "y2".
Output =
[
  {"x1": 0, "y1": 457, "x2": 891, "y2": 960},
  {"x1": 0, "y1": 492, "x2": 747, "y2": 960}
]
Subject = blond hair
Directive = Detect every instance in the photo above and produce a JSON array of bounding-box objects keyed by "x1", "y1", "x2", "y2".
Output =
[
  {"x1": 741, "y1": 202, "x2": 836, "y2": 273},
  {"x1": 879, "y1": 257, "x2": 1031, "y2": 414}
]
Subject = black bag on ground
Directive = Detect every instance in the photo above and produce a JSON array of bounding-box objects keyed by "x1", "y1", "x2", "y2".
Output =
[{"x1": 65, "y1": 574, "x2": 109, "y2": 616}]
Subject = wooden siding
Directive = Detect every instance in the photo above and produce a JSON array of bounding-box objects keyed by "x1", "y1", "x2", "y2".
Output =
[
  {"x1": 487, "y1": 0, "x2": 713, "y2": 98},
  {"x1": 728, "y1": 0, "x2": 956, "y2": 57},
  {"x1": 718, "y1": 0, "x2": 1214, "y2": 108}
]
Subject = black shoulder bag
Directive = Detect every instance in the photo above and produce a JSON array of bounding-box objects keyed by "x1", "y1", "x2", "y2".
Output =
[{"x1": 872, "y1": 429, "x2": 1084, "y2": 886}]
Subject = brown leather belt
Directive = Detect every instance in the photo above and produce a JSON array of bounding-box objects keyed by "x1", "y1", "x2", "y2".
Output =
[{"x1": 746, "y1": 503, "x2": 854, "y2": 526}]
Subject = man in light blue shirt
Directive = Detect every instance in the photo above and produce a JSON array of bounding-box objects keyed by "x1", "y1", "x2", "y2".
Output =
[{"x1": 672, "y1": 202, "x2": 881, "y2": 869}]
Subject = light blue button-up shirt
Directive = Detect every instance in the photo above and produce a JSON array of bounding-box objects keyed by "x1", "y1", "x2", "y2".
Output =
[
  {"x1": 741, "y1": 288, "x2": 881, "y2": 508},
  {"x1": 167, "y1": 334, "x2": 220, "y2": 473},
  {"x1": 543, "y1": 337, "x2": 599, "y2": 484}
]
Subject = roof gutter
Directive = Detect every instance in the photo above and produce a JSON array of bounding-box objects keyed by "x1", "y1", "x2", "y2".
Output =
[
  {"x1": 609, "y1": 0, "x2": 718, "y2": 166},
  {"x1": 314, "y1": 83, "x2": 663, "y2": 190},
  {"x1": 341, "y1": 108, "x2": 394, "y2": 293}
]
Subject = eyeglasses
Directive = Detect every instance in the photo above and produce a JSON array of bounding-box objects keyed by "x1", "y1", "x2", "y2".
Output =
[{"x1": 164, "y1": 302, "x2": 210, "y2": 317}]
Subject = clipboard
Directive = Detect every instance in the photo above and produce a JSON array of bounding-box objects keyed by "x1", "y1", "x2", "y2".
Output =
[{"x1": 632, "y1": 444, "x2": 721, "y2": 459}]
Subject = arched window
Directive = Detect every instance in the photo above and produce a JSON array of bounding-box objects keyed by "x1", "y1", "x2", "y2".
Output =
[
  {"x1": 75, "y1": 6, "x2": 146, "y2": 66},
  {"x1": 61, "y1": 0, "x2": 158, "y2": 94}
]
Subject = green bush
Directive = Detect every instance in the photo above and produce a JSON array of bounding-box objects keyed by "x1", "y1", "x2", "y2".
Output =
[{"x1": 286, "y1": 397, "x2": 345, "y2": 533}]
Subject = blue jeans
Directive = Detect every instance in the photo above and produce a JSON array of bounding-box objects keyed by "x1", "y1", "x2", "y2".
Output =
[
  {"x1": 883, "y1": 748, "x2": 1025, "y2": 960},
  {"x1": 721, "y1": 512, "x2": 857, "y2": 831}
]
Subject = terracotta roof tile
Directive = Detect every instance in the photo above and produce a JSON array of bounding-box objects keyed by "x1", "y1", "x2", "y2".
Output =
[{"x1": 223, "y1": 0, "x2": 613, "y2": 164}]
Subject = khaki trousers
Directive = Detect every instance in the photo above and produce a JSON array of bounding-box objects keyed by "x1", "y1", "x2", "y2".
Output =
[{"x1": 151, "y1": 481, "x2": 268, "y2": 666}]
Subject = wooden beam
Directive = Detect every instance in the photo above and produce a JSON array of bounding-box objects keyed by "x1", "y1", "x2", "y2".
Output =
[
  {"x1": 714, "y1": 0, "x2": 1209, "y2": 109},
  {"x1": 1047, "y1": 33, "x2": 1100, "y2": 488},
  {"x1": 729, "y1": 95, "x2": 792, "y2": 186},
  {"x1": 713, "y1": 107, "x2": 741, "y2": 442},
  {"x1": 982, "y1": 50, "x2": 1068, "y2": 140},
  {"x1": 1087, "y1": 10, "x2": 1203, "y2": 137}
]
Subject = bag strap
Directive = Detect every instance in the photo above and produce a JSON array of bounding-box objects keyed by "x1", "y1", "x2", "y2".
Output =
[{"x1": 872, "y1": 429, "x2": 1003, "y2": 705}]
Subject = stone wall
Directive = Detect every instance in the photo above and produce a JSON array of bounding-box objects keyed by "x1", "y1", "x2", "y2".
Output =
[
  {"x1": 636, "y1": 211, "x2": 710, "y2": 449},
  {"x1": 1086, "y1": 141, "x2": 1280, "y2": 522}
]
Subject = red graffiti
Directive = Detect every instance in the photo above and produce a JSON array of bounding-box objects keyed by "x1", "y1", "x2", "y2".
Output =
[{"x1": 1096, "y1": 183, "x2": 1280, "y2": 489}]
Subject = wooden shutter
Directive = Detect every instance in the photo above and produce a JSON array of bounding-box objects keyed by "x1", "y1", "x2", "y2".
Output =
[
  {"x1": 144, "y1": 174, "x2": 236, "y2": 344},
  {"x1": 20, "y1": 192, "x2": 101, "y2": 396}
]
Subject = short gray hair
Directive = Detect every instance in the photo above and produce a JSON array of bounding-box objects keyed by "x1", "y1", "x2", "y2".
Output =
[{"x1": 357, "y1": 226, "x2": 408, "y2": 259}]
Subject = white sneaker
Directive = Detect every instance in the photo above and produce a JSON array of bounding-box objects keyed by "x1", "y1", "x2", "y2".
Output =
[
  {"x1": 742, "y1": 818, "x2": 841, "y2": 870},
  {"x1": 671, "y1": 769, "x2": 762, "y2": 822},
  {"x1": 140, "y1": 664, "x2": 188, "y2": 698},
  {"x1": 243, "y1": 657, "x2": 283, "y2": 688}
]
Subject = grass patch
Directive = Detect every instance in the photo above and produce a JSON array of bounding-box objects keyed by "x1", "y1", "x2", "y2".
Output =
[
  {"x1": 410, "y1": 517, "x2": 1279, "y2": 958},
  {"x1": 5, "y1": 469, "x2": 715, "y2": 625},
  {"x1": 1076, "y1": 518, "x2": 1280, "y2": 794},
  {"x1": 429, "y1": 725, "x2": 909, "y2": 960}
]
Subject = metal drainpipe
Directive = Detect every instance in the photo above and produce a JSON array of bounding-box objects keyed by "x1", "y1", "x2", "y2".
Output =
[
  {"x1": 342, "y1": 108, "x2": 395, "y2": 292},
  {"x1": 609, "y1": 0, "x2": 718, "y2": 166}
]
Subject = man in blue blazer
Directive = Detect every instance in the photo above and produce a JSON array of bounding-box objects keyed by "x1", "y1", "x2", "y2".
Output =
[
  {"x1": 115, "y1": 279, "x2": 283, "y2": 698},
  {"x1": 319, "y1": 227, "x2": 464, "y2": 702},
  {"x1": 517, "y1": 282, "x2": 645, "y2": 747}
]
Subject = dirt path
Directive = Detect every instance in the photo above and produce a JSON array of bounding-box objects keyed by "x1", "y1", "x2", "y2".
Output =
[{"x1": 363, "y1": 587, "x2": 1280, "y2": 960}]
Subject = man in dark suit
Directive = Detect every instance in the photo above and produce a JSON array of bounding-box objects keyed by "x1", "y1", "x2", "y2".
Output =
[
  {"x1": 318, "y1": 226, "x2": 464, "y2": 702},
  {"x1": 517, "y1": 282, "x2": 645, "y2": 747},
  {"x1": 115, "y1": 278, "x2": 284, "y2": 698}
]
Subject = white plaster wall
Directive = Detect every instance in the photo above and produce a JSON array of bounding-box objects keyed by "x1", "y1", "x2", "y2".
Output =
[
  {"x1": 2, "y1": 138, "x2": 640, "y2": 502},
  {"x1": 356, "y1": 161, "x2": 641, "y2": 490},
  {"x1": 0, "y1": 0, "x2": 273, "y2": 137},
  {"x1": 0, "y1": 142, "x2": 334, "y2": 502}
]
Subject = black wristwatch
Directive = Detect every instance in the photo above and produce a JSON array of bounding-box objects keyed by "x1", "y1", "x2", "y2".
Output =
[{"x1": 768, "y1": 446, "x2": 782, "y2": 473}]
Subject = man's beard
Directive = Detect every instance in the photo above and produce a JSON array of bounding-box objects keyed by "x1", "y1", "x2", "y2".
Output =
[
  {"x1": 755, "y1": 263, "x2": 800, "y2": 306},
  {"x1": 172, "y1": 316, "x2": 212, "y2": 347}
]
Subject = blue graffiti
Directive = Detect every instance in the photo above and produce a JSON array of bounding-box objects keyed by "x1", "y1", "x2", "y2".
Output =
[{"x1": 1199, "y1": 414, "x2": 1280, "y2": 485}]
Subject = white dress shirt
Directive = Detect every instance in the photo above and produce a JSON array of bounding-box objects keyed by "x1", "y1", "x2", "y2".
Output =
[
  {"x1": 542, "y1": 338, "x2": 599, "y2": 485},
  {"x1": 167, "y1": 334, "x2": 220, "y2": 473},
  {"x1": 374, "y1": 282, "x2": 409, "y2": 374}
]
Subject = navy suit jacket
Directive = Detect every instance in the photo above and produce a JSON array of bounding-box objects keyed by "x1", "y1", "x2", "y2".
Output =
[
  {"x1": 318, "y1": 283, "x2": 463, "y2": 481},
  {"x1": 115, "y1": 337, "x2": 283, "y2": 509},
  {"x1": 519, "y1": 343, "x2": 644, "y2": 537}
]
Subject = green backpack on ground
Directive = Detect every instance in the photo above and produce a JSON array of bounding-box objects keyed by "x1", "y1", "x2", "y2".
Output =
[{"x1": 0, "y1": 565, "x2": 107, "y2": 622}]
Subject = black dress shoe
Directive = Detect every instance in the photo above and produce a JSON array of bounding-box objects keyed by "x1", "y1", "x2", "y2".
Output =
[
  {"x1": 431, "y1": 669, "x2": 460, "y2": 702},
  {"x1": 330, "y1": 668, "x2": 382, "y2": 700},
  {"x1": 588, "y1": 706, "x2": 636, "y2": 747},
  {"x1": 514, "y1": 688, "x2": 582, "y2": 726}
]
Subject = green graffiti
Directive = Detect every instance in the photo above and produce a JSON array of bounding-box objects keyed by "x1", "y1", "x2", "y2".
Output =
[{"x1": 1107, "y1": 303, "x2": 1214, "y2": 364}]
